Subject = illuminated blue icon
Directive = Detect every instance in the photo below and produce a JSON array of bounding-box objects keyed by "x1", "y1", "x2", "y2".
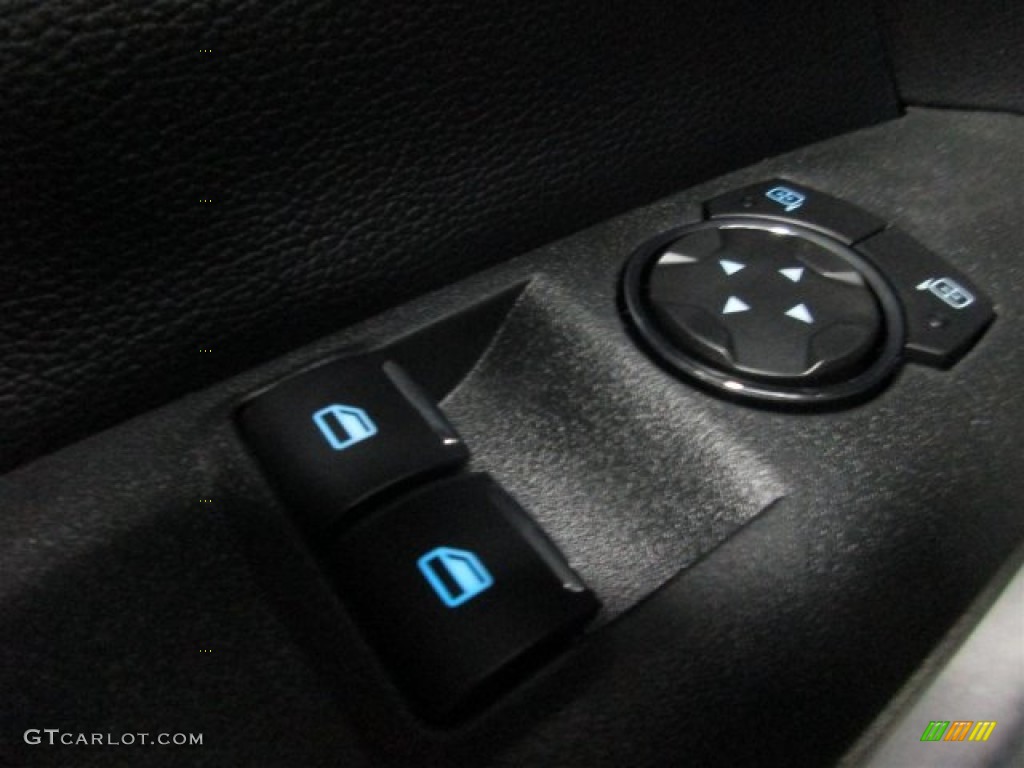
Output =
[
  {"x1": 312, "y1": 404, "x2": 378, "y2": 451},
  {"x1": 916, "y1": 277, "x2": 975, "y2": 310},
  {"x1": 765, "y1": 186, "x2": 807, "y2": 212},
  {"x1": 417, "y1": 547, "x2": 494, "y2": 608}
]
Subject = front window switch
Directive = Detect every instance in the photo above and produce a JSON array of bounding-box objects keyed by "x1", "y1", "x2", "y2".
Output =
[{"x1": 237, "y1": 357, "x2": 468, "y2": 533}]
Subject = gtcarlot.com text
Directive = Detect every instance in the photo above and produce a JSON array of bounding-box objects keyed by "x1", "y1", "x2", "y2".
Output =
[{"x1": 24, "y1": 729, "x2": 202, "y2": 747}]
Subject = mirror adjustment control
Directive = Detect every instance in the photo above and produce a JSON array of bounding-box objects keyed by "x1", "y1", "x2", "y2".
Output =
[
  {"x1": 626, "y1": 180, "x2": 995, "y2": 405},
  {"x1": 857, "y1": 228, "x2": 995, "y2": 367},
  {"x1": 705, "y1": 178, "x2": 886, "y2": 245},
  {"x1": 647, "y1": 224, "x2": 883, "y2": 383},
  {"x1": 623, "y1": 219, "x2": 905, "y2": 405},
  {"x1": 329, "y1": 473, "x2": 599, "y2": 723},
  {"x1": 237, "y1": 357, "x2": 468, "y2": 532}
]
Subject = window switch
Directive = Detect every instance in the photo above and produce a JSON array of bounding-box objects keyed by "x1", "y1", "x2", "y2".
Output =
[
  {"x1": 329, "y1": 473, "x2": 600, "y2": 723},
  {"x1": 237, "y1": 357, "x2": 468, "y2": 533}
]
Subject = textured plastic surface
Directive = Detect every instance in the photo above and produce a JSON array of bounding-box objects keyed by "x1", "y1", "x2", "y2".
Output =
[
  {"x1": 2, "y1": 110, "x2": 1023, "y2": 767},
  {"x1": 0, "y1": 0, "x2": 898, "y2": 472}
]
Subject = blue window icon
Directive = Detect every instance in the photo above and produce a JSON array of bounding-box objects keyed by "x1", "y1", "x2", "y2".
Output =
[
  {"x1": 765, "y1": 186, "x2": 807, "y2": 212},
  {"x1": 417, "y1": 547, "x2": 494, "y2": 608},
  {"x1": 312, "y1": 404, "x2": 378, "y2": 451}
]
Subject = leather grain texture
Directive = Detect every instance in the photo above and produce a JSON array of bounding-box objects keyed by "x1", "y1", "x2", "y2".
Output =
[
  {"x1": 0, "y1": 0, "x2": 897, "y2": 471},
  {"x1": 880, "y1": 0, "x2": 1024, "y2": 113}
]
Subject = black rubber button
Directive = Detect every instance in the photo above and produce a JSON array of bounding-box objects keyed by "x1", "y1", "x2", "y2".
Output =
[
  {"x1": 329, "y1": 473, "x2": 599, "y2": 723},
  {"x1": 705, "y1": 179, "x2": 885, "y2": 245},
  {"x1": 857, "y1": 228, "x2": 994, "y2": 367},
  {"x1": 237, "y1": 357, "x2": 468, "y2": 532}
]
